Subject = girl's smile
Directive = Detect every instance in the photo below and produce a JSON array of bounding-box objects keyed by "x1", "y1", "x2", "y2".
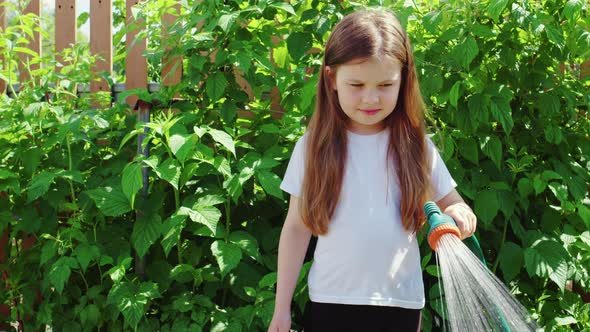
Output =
[{"x1": 360, "y1": 109, "x2": 381, "y2": 116}]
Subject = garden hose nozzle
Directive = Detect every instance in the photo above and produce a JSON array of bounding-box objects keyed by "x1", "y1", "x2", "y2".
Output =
[{"x1": 424, "y1": 201, "x2": 461, "y2": 251}]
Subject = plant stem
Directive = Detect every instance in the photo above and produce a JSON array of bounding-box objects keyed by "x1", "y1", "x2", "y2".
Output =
[
  {"x1": 492, "y1": 215, "x2": 509, "y2": 273},
  {"x1": 66, "y1": 135, "x2": 77, "y2": 213},
  {"x1": 225, "y1": 150, "x2": 231, "y2": 243},
  {"x1": 75, "y1": 269, "x2": 89, "y2": 292},
  {"x1": 174, "y1": 187, "x2": 182, "y2": 264}
]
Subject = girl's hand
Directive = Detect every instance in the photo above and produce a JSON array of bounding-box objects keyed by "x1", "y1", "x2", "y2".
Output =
[
  {"x1": 444, "y1": 203, "x2": 477, "y2": 239},
  {"x1": 267, "y1": 310, "x2": 291, "y2": 332}
]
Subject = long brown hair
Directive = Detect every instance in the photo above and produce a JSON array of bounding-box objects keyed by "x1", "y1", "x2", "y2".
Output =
[{"x1": 300, "y1": 9, "x2": 432, "y2": 235}]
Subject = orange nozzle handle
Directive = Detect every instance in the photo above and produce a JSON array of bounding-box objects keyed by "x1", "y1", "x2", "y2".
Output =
[{"x1": 428, "y1": 224, "x2": 461, "y2": 251}]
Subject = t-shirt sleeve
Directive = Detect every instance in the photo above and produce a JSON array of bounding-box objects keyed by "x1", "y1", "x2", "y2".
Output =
[
  {"x1": 427, "y1": 137, "x2": 457, "y2": 201},
  {"x1": 280, "y1": 135, "x2": 306, "y2": 197}
]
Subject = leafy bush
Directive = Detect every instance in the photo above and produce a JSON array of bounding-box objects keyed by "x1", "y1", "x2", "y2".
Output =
[{"x1": 0, "y1": 0, "x2": 588, "y2": 331}]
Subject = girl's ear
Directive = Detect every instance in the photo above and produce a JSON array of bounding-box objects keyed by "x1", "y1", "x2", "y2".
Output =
[{"x1": 325, "y1": 66, "x2": 337, "y2": 91}]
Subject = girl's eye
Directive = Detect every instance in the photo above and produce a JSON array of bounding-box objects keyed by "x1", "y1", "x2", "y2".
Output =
[
  {"x1": 381, "y1": 84, "x2": 393, "y2": 87},
  {"x1": 350, "y1": 84, "x2": 363, "y2": 87}
]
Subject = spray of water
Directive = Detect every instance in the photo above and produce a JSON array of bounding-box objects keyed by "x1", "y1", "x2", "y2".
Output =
[{"x1": 435, "y1": 234, "x2": 540, "y2": 332}]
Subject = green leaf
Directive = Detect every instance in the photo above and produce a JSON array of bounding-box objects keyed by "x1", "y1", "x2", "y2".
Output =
[
  {"x1": 75, "y1": 244, "x2": 100, "y2": 272},
  {"x1": 553, "y1": 316, "x2": 577, "y2": 326},
  {"x1": 169, "y1": 264, "x2": 195, "y2": 282},
  {"x1": 449, "y1": 81, "x2": 461, "y2": 108},
  {"x1": 480, "y1": 136, "x2": 502, "y2": 169},
  {"x1": 299, "y1": 75, "x2": 318, "y2": 112},
  {"x1": 538, "y1": 94, "x2": 561, "y2": 116},
  {"x1": 486, "y1": 0, "x2": 509, "y2": 21},
  {"x1": 544, "y1": 125, "x2": 563, "y2": 144},
  {"x1": 27, "y1": 172, "x2": 56, "y2": 202},
  {"x1": 423, "y1": 11, "x2": 442, "y2": 34},
  {"x1": 169, "y1": 133, "x2": 197, "y2": 164},
  {"x1": 86, "y1": 186, "x2": 132, "y2": 216},
  {"x1": 533, "y1": 176, "x2": 546, "y2": 195},
  {"x1": 107, "y1": 281, "x2": 160, "y2": 329},
  {"x1": 458, "y1": 138, "x2": 478, "y2": 165},
  {"x1": 287, "y1": 32, "x2": 313, "y2": 60},
  {"x1": 223, "y1": 174, "x2": 242, "y2": 203},
  {"x1": 0, "y1": 169, "x2": 17, "y2": 179},
  {"x1": 107, "y1": 257, "x2": 132, "y2": 282},
  {"x1": 524, "y1": 239, "x2": 568, "y2": 290},
  {"x1": 197, "y1": 194, "x2": 226, "y2": 206},
  {"x1": 490, "y1": 99, "x2": 513, "y2": 136},
  {"x1": 229, "y1": 231, "x2": 261, "y2": 261},
  {"x1": 258, "y1": 272, "x2": 277, "y2": 288},
  {"x1": 218, "y1": 13, "x2": 238, "y2": 32},
  {"x1": 269, "y1": 2, "x2": 296, "y2": 15},
  {"x1": 132, "y1": 214, "x2": 162, "y2": 258},
  {"x1": 211, "y1": 240, "x2": 242, "y2": 278},
  {"x1": 122, "y1": 162, "x2": 143, "y2": 208},
  {"x1": 548, "y1": 182, "x2": 569, "y2": 203},
  {"x1": 155, "y1": 158, "x2": 181, "y2": 190},
  {"x1": 206, "y1": 72, "x2": 228, "y2": 102},
  {"x1": 41, "y1": 241, "x2": 57, "y2": 266},
  {"x1": 577, "y1": 204, "x2": 590, "y2": 230},
  {"x1": 172, "y1": 292, "x2": 194, "y2": 313},
  {"x1": 257, "y1": 170, "x2": 283, "y2": 199},
  {"x1": 499, "y1": 242, "x2": 522, "y2": 281},
  {"x1": 456, "y1": 36, "x2": 479, "y2": 68},
  {"x1": 49, "y1": 257, "x2": 77, "y2": 293},
  {"x1": 474, "y1": 190, "x2": 500, "y2": 227},
  {"x1": 545, "y1": 24, "x2": 565, "y2": 49},
  {"x1": 567, "y1": 176, "x2": 586, "y2": 200},
  {"x1": 208, "y1": 129, "x2": 235, "y2": 156},
  {"x1": 80, "y1": 304, "x2": 100, "y2": 327},
  {"x1": 161, "y1": 214, "x2": 186, "y2": 257},
  {"x1": 563, "y1": 0, "x2": 583, "y2": 23},
  {"x1": 541, "y1": 170, "x2": 562, "y2": 181},
  {"x1": 272, "y1": 45, "x2": 289, "y2": 69},
  {"x1": 118, "y1": 128, "x2": 143, "y2": 152},
  {"x1": 179, "y1": 203, "x2": 222, "y2": 235},
  {"x1": 497, "y1": 191, "x2": 516, "y2": 218}
]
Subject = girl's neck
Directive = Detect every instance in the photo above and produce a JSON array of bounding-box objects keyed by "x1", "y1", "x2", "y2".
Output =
[{"x1": 346, "y1": 123, "x2": 386, "y2": 135}]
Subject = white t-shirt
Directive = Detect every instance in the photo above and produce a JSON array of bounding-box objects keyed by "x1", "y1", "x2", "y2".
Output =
[{"x1": 280, "y1": 129, "x2": 457, "y2": 309}]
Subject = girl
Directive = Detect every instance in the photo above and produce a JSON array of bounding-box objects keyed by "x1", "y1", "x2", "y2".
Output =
[{"x1": 268, "y1": 8, "x2": 477, "y2": 332}]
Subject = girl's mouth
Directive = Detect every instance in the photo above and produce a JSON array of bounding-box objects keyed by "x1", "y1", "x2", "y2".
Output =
[{"x1": 360, "y1": 109, "x2": 380, "y2": 115}]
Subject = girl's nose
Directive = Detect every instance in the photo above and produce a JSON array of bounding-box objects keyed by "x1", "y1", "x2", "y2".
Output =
[{"x1": 362, "y1": 89, "x2": 380, "y2": 104}]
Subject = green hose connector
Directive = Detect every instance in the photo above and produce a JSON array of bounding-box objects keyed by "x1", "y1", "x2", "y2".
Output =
[{"x1": 423, "y1": 201, "x2": 485, "y2": 264}]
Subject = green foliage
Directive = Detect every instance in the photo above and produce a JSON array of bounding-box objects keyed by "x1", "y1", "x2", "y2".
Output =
[{"x1": 0, "y1": 0, "x2": 589, "y2": 331}]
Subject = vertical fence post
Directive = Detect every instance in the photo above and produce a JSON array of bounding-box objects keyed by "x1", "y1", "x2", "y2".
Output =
[
  {"x1": 55, "y1": 0, "x2": 76, "y2": 70},
  {"x1": 126, "y1": 0, "x2": 149, "y2": 277},
  {"x1": 90, "y1": 0, "x2": 112, "y2": 107},
  {"x1": 17, "y1": 0, "x2": 40, "y2": 86}
]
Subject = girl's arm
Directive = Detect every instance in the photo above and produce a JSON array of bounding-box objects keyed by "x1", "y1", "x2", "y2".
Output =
[
  {"x1": 436, "y1": 189, "x2": 477, "y2": 239},
  {"x1": 269, "y1": 195, "x2": 312, "y2": 330}
]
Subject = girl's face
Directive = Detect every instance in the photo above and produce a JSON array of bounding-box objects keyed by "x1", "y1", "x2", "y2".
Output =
[{"x1": 327, "y1": 56, "x2": 402, "y2": 135}]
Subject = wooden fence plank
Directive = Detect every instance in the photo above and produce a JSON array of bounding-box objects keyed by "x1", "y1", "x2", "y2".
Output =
[
  {"x1": 161, "y1": 1, "x2": 181, "y2": 97},
  {"x1": 126, "y1": 0, "x2": 147, "y2": 107},
  {"x1": 90, "y1": 0, "x2": 112, "y2": 98},
  {"x1": 55, "y1": 0, "x2": 76, "y2": 58},
  {"x1": 0, "y1": 0, "x2": 5, "y2": 94},
  {"x1": 581, "y1": 59, "x2": 590, "y2": 80},
  {"x1": 18, "y1": 0, "x2": 41, "y2": 85}
]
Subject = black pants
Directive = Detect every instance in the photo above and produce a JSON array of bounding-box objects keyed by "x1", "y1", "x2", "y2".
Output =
[{"x1": 303, "y1": 301, "x2": 422, "y2": 332}]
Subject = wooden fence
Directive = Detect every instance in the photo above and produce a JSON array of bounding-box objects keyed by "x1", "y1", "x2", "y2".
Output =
[
  {"x1": 0, "y1": 1, "x2": 182, "y2": 329},
  {"x1": 0, "y1": 0, "x2": 182, "y2": 107}
]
